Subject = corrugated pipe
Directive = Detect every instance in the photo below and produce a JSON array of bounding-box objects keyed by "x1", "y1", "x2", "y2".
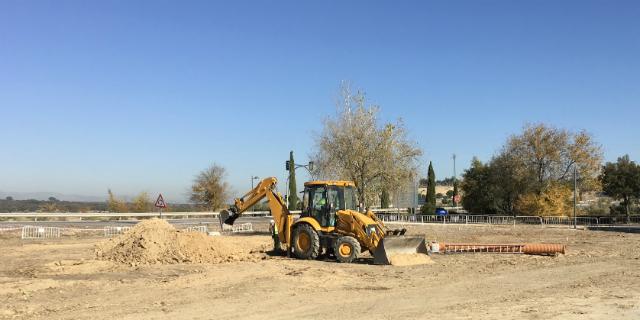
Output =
[{"x1": 438, "y1": 243, "x2": 565, "y2": 255}]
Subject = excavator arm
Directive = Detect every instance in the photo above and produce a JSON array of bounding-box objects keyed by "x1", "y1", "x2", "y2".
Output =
[{"x1": 222, "y1": 177, "x2": 292, "y2": 246}]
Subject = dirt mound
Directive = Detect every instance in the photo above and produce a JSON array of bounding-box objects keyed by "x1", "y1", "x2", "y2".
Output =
[
  {"x1": 95, "y1": 219, "x2": 265, "y2": 265},
  {"x1": 389, "y1": 253, "x2": 434, "y2": 266}
]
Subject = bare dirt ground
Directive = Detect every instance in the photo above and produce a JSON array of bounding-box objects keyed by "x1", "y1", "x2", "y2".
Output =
[{"x1": 1, "y1": 223, "x2": 639, "y2": 320}]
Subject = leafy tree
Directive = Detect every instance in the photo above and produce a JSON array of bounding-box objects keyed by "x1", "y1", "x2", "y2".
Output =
[
  {"x1": 107, "y1": 189, "x2": 129, "y2": 213},
  {"x1": 461, "y1": 158, "x2": 494, "y2": 214},
  {"x1": 5, "y1": 196, "x2": 13, "y2": 201},
  {"x1": 48, "y1": 197, "x2": 58, "y2": 202},
  {"x1": 436, "y1": 177, "x2": 455, "y2": 186},
  {"x1": 132, "y1": 192, "x2": 152, "y2": 213},
  {"x1": 514, "y1": 182, "x2": 572, "y2": 216},
  {"x1": 312, "y1": 82, "x2": 422, "y2": 206},
  {"x1": 288, "y1": 151, "x2": 298, "y2": 211},
  {"x1": 601, "y1": 155, "x2": 640, "y2": 222},
  {"x1": 38, "y1": 202, "x2": 58, "y2": 212},
  {"x1": 489, "y1": 153, "x2": 535, "y2": 215},
  {"x1": 380, "y1": 189, "x2": 390, "y2": 208},
  {"x1": 505, "y1": 123, "x2": 602, "y2": 193},
  {"x1": 460, "y1": 124, "x2": 602, "y2": 216},
  {"x1": 421, "y1": 162, "x2": 436, "y2": 214},
  {"x1": 190, "y1": 164, "x2": 231, "y2": 211}
]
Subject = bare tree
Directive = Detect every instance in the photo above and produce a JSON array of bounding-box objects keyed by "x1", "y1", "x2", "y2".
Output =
[
  {"x1": 312, "y1": 82, "x2": 422, "y2": 207},
  {"x1": 107, "y1": 189, "x2": 129, "y2": 213},
  {"x1": 505, "y1": 123, "x2": 603, "y2": 194},
  {"x1": 132, "y1": 192, "x2": 152, "y2": 213},
  {"x1": 190, "y1": 164, "x2": 231, "y2": 211}
]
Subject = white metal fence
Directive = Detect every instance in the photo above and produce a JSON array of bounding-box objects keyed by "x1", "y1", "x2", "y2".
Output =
[
  {"x1": 377, "y1": 214, "x2": 638, "y2": 227},
  {"x1": 104, "y1": 226, "x2": 132, "y2": 237},
  {"x1": 21, "y1": 226, "x2": 61, "y2": 239},
  {"x1": 222, "y1": 223, "x2": 253, "y2": 233},
  {"x1": 184, "y1": 225, "x2": 208, "y2": 234}
]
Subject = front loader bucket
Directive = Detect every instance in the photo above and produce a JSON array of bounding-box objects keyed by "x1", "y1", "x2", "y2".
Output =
[{"x1": 373, "y1": 236, "x2": 429, "y2": 265}]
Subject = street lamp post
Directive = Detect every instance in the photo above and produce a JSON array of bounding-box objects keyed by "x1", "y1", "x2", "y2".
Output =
[
  {"x1": 251, "y1": 176, "x2": 260, "y2": 212},
  {"x1": 286, "y1": 160, "x2": 315, "y2": 174},
  {"x1": 285, "y1": 159, "x2": 315, "y2": 209}
]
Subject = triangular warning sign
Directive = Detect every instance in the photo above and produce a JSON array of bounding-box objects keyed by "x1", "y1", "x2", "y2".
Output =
[{"x1": 155, "y1": 194, "x2": 167, "y2": 208}]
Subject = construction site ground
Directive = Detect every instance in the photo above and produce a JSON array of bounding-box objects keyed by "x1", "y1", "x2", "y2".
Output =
[{"x1": 1, "y1": 221, "x2": 639, "y2": 319}]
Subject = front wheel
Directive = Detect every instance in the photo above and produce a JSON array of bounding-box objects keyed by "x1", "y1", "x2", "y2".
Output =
[
  {"x1": 333, "y1": 236, "x2": 361, "y2": 263},
  {"x1": 292, "y1": 224, "x2": 320, "y2": 260}
]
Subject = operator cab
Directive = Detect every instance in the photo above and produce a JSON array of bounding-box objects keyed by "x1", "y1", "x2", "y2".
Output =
[{"x1": 301, "y1": 181, "x2": 358, "y2": 228}]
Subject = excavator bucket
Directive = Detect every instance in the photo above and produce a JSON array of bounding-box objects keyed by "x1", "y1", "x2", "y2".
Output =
[
  {"x1": 219, "y1": 209, "x2": 241, "y2": 226},
  {"x1": 373, "y1": 236, "x2": 429, "y2": 265}
]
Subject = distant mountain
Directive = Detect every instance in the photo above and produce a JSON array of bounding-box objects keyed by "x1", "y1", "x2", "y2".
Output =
[{"x1": 0, "y1": 191, "x2": 106, "y2": 202}]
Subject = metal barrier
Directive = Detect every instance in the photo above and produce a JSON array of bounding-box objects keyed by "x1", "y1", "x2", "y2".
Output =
[
  {"x1": 0, "y1": 227, "x2": 22, "y2": 233},
  {"x1": 516, "y1": 216, "x2": 543, "y2": 225},
  {"x1": 377, "y1": 214, "x2": 639, "y2": 227},
  {"x1": 184, "y1": 225, "x2": 208, "y2": 233},
  {"x1": 222, "y1": 223, "x2": 253, "y2": 233},
  {"x1": 541, "y1": 216, "x2": 571, "y2": 225},
  {"x1": 21, "y1": 226, "x2": 61, "y2": 239},
  {"x1": 104, "y1": 226, "x2": 131, "y2": 237}
]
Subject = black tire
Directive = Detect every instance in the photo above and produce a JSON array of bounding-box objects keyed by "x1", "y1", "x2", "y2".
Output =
[
  {"x1": 333, "y1": 236, "x2": 361, "y2": 263},
  {"x1": 292, "y1": 224, "x2": 320, "y2": 260}
]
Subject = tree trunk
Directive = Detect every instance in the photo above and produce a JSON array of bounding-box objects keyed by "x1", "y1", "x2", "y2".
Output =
[{"x1": 625, "y1": 196, "x2": 630, "y2": 224}]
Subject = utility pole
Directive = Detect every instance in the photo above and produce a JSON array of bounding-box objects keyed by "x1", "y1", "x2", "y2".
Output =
[
  {"x1": 251, "y1": 176, "x2": 259, "y2": 190},
  {"x1": 413, "y1": 181, "x2": 418, "y2": 215},
  {"x1": 452, "y1": 154, "x2": 457, "y2": 207},
  {"x1": 251, "y1": 176, "x2": 259, "y2": 211},
  {"x1": 452, "y1": 154, "x2": 457, "y2": 181},
  {"x1": 573, "y1": 165, "x2": 577, "y2": 229}
]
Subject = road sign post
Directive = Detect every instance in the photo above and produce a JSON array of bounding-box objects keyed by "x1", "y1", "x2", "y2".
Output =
[{"x1": 155, "y1": 194, "x2": 167, "y2": 218}]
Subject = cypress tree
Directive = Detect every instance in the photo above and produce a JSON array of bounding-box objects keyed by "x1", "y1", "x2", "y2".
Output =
[
  {"x1": 452, "y1": 180, "x2": 459, "y2": 206},
  {"x1": 288, "y1": 151, "x2": 298, "y2": 210},
  {"x1": 421, "y1": 162, "x2": 437, "y2": 214}
]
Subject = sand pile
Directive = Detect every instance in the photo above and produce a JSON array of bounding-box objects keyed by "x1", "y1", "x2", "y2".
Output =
[
  {"x1": 95, "y1": 219, "x2": 264, "y2": 265},
  {"x1": 389, "y1": 253, "x2": 434, "y2": 266}
]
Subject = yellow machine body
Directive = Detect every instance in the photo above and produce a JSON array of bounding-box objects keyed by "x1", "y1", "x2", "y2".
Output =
[{"x1": 222, "y1": 177, "x2": 427, "y2": 264}]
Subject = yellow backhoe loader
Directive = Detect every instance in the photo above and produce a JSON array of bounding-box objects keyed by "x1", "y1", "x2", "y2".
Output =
[{"x1": 221, "y1": 177, "x2": 428, "y2": 264}]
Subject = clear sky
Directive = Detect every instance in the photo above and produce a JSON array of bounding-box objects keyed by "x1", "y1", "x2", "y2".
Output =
[{"x1": 1, "y1": 1, "x2": 639, "y2": 202}]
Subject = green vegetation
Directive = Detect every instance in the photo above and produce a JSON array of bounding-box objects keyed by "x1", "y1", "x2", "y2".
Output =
[
  {"x1": 288, "y1": 151, "x2": 298, "y2": 211},
  {"x1": 452, "y1": 181, "x2": 459, "y2": 206},
  {"x1": 421, "y1": 162, "x2": 436, "y2": 214},
  {"x1": 0, "y1": 198, "x2": 108, "y2": 213},
  {"x1": 380, "y1": 189, "x2": 390, "y2": 209},
  {"x1": 461, "y1": 123, "x2": 603, "y2": 216},
  {"x1": 600, "y1": 155, "x2": 640, "y2": 222}
]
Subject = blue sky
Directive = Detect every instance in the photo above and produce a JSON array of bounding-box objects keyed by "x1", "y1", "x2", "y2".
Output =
[{"x1": 1, "y1": 1, "x2": 639, "y2": 202}]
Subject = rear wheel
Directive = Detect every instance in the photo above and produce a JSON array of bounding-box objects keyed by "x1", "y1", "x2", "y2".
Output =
[
  {"x1": 333, "y1": 236, "x2": 361, "y2": 263},
  {"x1": 292, "y1": 224, "x2": 320, "y2": 260}
]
